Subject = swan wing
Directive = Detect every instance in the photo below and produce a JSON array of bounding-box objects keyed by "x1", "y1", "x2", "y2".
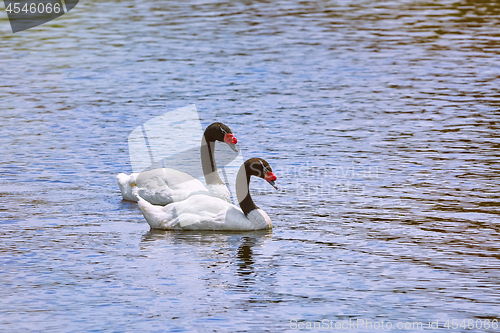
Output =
[{"x1": 133, "y1": 168, "x2": 208, "y2": 205}]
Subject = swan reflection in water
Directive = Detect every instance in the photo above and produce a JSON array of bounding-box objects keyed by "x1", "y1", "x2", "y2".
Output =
[
  {"x1": 140, "y1": 229, "x2": 276, "y2": 293},
  {"x1": 236, "y1": 237, "x2": 255, "y2": 276}
]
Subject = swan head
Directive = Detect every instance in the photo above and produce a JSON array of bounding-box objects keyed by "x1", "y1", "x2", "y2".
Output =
[
  {"x1": 206, "y1": 122, "x2": 239, "y2": 152},
  {"x1": 247, "y1": 158, "x2": 278, "y2": 190}
]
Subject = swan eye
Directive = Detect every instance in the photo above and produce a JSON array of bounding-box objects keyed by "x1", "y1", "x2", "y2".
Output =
[
  {"x1": 224, "y1": 133, "x2": 237, "y2": 144},
  {"x1": 265, "y1": 172, "x2": 277, "y2": 182}
]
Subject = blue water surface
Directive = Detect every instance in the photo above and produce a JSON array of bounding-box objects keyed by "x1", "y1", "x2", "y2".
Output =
[{"x1": 1, "y1": 0, "x2": 499, "y2": 332}]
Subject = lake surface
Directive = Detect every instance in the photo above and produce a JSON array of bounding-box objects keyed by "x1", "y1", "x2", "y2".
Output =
[{"x1": 1, "y1": 0, "x2": 499, "y2": 331}]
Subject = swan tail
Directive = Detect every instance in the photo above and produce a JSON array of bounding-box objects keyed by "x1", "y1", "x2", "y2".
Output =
[
  {"x1": 117, "y1": 173, "x2": 139, "y2": 202},
  {"x1": 136, "y1": 193, "x2": 169, "y2": 229}
]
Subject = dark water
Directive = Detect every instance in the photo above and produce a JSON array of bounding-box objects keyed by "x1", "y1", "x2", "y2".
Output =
[{"x1": 1, "y1": 0, "x2": 499, "y2": 331}]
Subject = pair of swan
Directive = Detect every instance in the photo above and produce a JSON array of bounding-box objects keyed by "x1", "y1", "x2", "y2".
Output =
[{"x1": 117, "y1": 122, "x2": 278, "y2": 231}]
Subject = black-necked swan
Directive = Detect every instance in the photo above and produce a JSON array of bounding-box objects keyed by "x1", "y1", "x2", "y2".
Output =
[
  {"x1": 135, "y1": 158, "x2": 278, "y2": 231},
  {"x1": 117, "y1": 122, "x2": 239, "y2": 205}
]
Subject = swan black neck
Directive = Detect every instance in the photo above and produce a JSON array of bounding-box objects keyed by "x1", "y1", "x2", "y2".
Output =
[
  {"x1": 201, "y1": 127, "x2": 225, "y2": 186},
  {"x1": 235, "y1": 162, "x2": 259, "y2": 216}
]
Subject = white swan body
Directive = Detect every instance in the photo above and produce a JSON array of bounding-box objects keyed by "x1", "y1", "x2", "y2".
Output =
[
  {"x1": 117, "y1": 169, "x2": 208, "y2": 205},
  {"x1": 117, "y1": 122, "x2": 238, "y2": 205},
  {"x1": 137, "y1": 194, "x2": 272, "y2": 231},
  {"x1": 136, "y1": 157, "x2": 278, "y2": 231}
]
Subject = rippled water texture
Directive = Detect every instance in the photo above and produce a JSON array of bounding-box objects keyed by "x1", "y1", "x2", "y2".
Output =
[{"x1": 1, "y1": 0, "x2": 499, "y2": 331}]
